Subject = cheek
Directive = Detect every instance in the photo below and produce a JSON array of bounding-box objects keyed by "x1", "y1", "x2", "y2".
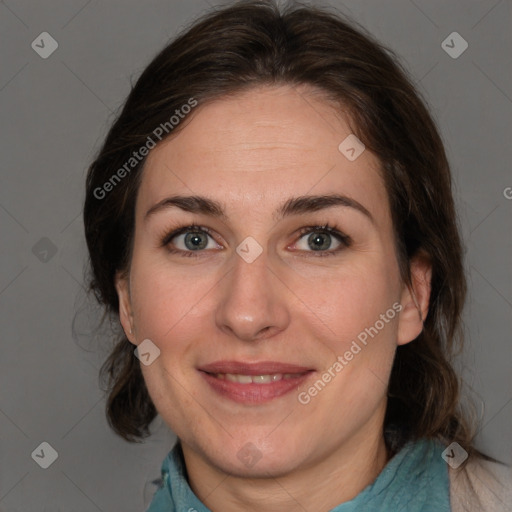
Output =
[
  {"x1": 300, "y1": 270, "x2": 400, "y2": 408},
  {"x1": 130, "y1": 259, "x2": 216, "y2": 417},
  {"x1": 297, "y1": 258, "x2": 401, "y2": 408},
  {"x1": 300, "y1": 256, "x2": 400, "y2": 343},
  {"x1": 128, "y1": 255, "x2": 217, "y2": 352}
]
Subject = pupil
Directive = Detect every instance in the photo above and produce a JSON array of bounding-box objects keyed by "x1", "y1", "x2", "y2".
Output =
[
  {"x1": 308, "y1": 232, "x2": 331, "y2": 251},
  {"x1": 185, "y1": 232, "x2": 207, "y2": 250}
]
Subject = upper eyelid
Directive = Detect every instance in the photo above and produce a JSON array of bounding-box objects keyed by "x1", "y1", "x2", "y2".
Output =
[
  {"x1": 161, "y1": 224, "x2": 214, "y2": 245},
  {"x1": 297, "y1": 225, "x2": 348, "y2": 237},
  {"x1": 293, "y1": 226, "x2": 351, "y2": 250}
]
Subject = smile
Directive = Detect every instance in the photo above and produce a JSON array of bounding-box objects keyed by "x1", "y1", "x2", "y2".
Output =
[
  {"x1": 198, "y1": 361, "x2": 314, "y2": 404},
  {"x1": 212, "y1": 372, "x2": 308, "y2": 384}
]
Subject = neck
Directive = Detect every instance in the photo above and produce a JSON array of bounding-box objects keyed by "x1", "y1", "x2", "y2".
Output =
[{"x1": 181, "y1": 420, "x2": 389, "y2": 512}]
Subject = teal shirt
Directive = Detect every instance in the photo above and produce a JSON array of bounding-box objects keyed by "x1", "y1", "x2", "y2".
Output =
[{"x1": 146, "y1": 438, "x2": 451, "y2": 511}]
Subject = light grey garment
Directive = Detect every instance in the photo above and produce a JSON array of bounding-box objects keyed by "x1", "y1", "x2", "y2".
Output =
[{"x1": 449, "y1": 457, "x2": 512, "y2": 511}]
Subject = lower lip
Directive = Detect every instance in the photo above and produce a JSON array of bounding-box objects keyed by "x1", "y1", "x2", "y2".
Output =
[{"x1": 199, "y1": 371, "x2": 313, "y2": 404}]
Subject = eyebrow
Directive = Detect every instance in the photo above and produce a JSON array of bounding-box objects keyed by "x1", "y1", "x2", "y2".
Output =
[{"x1": 144, "y1": 194, "x2": 374, "y2": 223}]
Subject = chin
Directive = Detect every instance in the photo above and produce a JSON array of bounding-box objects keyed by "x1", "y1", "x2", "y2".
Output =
[{"x1": 198, "y1": 434, "x2": 309, "y2": 478}]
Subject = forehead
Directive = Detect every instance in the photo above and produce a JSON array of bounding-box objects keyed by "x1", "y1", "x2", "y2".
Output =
[{"x1": 137, "y1": 85, "x2": 389, "y2": 222}]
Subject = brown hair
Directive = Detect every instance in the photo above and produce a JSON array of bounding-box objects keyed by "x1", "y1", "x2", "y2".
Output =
[{"x1": 84, "y1": 0, "x2": 476, "y2": 455}]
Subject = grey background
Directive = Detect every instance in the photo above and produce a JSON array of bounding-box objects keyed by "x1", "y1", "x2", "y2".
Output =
[{"x1": 0, "y1": 0, "x2": 510, "y2": 510}]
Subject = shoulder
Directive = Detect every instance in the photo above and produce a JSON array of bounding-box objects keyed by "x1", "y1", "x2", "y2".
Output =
[{"x1": 449, "y1": 456, "x2": 512, "y2": 512}]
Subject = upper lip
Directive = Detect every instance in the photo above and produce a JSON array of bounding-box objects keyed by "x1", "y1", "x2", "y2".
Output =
[{"x1": 198, "y1": 360, "x2": 314, "y2": 375}]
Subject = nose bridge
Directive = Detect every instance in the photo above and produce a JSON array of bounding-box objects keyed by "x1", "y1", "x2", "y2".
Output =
[
  {"x1": 214, "y1": 245, "x2": 289, "y2": 341},
  {"x1": 231, "y1": 246, "x2": 269, "y2": 299}
]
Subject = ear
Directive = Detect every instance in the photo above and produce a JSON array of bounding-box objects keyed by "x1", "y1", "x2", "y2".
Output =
[
  {"x1": 115, "y1": 270, "x2": 137, "y2": 345},
  {"x1": 397, "y1": 252, "x2": 432, "y2": 346}
]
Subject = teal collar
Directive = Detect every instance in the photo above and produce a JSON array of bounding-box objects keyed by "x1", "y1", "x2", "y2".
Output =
[{"x1": 146, "y1": 438, "x2": 450, "y2": 512}]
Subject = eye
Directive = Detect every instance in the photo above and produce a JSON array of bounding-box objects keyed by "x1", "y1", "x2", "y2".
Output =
[
  {"x1": 162, "y1": 225, "x2": 221, "y2": 254},
  {"x1": 292, "y1": 225, "x2": 351, "y2": 255}
]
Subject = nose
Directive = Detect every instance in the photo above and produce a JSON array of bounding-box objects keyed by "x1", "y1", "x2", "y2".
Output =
[{"x1": 214, "y1": 248, "x2": 290, "y2": 342}]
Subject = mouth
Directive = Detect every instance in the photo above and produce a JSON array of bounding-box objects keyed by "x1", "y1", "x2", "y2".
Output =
[
  {"x1": 210, "y1": 372, "x2": 307, "y2": 383},
  {"x1": 198, "y1": 360, "x2": 315, "y2": 404}
]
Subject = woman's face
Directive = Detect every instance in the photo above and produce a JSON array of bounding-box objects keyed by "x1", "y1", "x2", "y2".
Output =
[{"x1": 116, "y1": 85, "x2": 426, "y2": 477}]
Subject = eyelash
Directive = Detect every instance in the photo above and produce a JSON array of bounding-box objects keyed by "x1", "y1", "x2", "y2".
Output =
[
  {"x1": 296, "y1": 224, "x2": 352, "y2": 257},
  {"x1": 160, "y1": 223, "x2": 215, "y2": 258},
  {"x1": 160, "y1": 223, "x2": 352, "y2": 258}
]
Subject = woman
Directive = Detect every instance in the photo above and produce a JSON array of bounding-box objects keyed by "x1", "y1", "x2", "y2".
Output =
[{"x1": 83, "y1": 1, "x2": 511, "y2": 510}]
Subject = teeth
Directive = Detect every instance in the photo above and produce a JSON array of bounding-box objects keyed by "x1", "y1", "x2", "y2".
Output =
[
  {"x1": 226, "y1": 373, "x2": 254, "y2": 384},
  {"x1": 214, "y1": 373, "x2": 299, "y2": 384},
  {"x1": 252, "y1": 375, "x2": 274, "y2": 384}
]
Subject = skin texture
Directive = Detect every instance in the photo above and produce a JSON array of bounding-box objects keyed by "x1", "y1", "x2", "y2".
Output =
[{"x1": 116, "y1": 85, "x2": 431, "y2": 512}]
